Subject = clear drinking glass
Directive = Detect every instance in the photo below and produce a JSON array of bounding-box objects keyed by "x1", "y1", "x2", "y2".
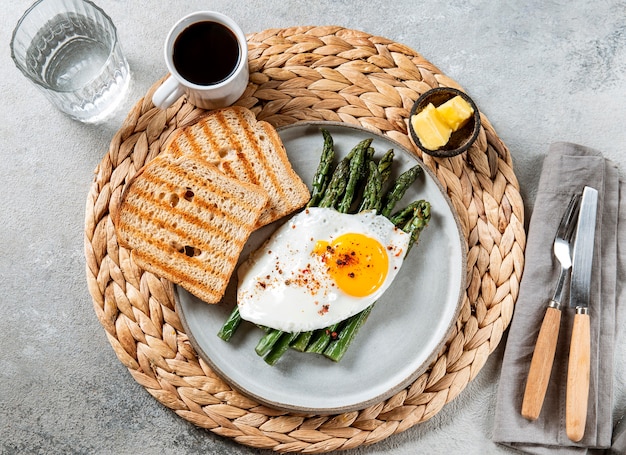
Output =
[{"x1": 10, "y1": 0, "x2": 131, "y2": 123}]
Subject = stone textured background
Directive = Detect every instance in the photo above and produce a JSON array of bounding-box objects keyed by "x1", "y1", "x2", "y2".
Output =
[{"x1": 2, "y1": 1, "x2": 625, "y2": 454}]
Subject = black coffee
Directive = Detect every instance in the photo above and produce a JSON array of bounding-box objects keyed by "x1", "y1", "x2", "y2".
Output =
[{"x1": 173, "y1": 21, "x2": 240, "y2": 86}]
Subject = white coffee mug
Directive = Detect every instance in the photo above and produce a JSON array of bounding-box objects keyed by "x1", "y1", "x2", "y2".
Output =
[{"x1": 152, "y1": 11, "x2": 248, "y2": 110}]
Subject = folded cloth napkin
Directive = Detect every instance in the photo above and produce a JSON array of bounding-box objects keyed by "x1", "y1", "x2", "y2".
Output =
[{"x1": 493, "y1": 142, "x2": 626, "y2": 454}]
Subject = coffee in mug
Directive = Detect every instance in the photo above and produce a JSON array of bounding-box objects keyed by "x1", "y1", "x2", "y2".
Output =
[
  {"x1": 173, "y1": 21, "x2": 240, "y2": 86},
  {"x1": 152, "y1": 12, "x2": 248, "y2": 110}
]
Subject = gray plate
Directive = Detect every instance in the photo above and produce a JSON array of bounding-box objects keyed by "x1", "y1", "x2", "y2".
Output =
[{"x1": 175, "y1": 121, "x2": 467, "y2": 414}]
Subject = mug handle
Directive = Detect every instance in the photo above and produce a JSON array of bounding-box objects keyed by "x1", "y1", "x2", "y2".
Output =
[{"x1": 152, "y1": 76, "x2": 185, "y2": 109}]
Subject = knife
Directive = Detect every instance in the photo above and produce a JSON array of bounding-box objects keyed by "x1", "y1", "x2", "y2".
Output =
[{"x1": 566, "y1": 185, "x2": 598, "y2": 442}]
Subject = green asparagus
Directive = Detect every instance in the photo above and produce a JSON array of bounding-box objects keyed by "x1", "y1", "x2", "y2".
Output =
[
  {"x1": 290, "y1": 331, "x2": 314, "y2": 352},
  {"x1": 381, "y1": 165, "x2": 423, "y2": 217},
  {"x1": 304, "y1": 323, "x2": 342, "y2": 353},
  {"x1": 358, "y1": 160, "x2": 383, "y2": 213},
  {"x1": 389, "y1": 199, "x2": 426, "y2": 226},
  {"x1": 318, "y1": 157, "x2": 350, "y2": 209},
  {"x1": 264, "y1": 332, "x2": 301, "y2": 365},
  {"x1": 338, "y1": 139, "x2": 371, "y2": 213},
  {"x1": 255, "y1": 328, "x2": 283, "y2": 357},
  {"x1": 323, "y1": 305, "x2": 373, "y2": 362},
  {"x1": 307, "y1": 128, "x2": 335, "y2": 208},
  {"x1": 377, "y1": 149, "x2": 394, "y2": 184},
  {"x1": 218, "y1": 128, "x2": 432, "y2": 366},
  {"x1": 217, "y1": 306, "x2": 242, "y2": 341}
]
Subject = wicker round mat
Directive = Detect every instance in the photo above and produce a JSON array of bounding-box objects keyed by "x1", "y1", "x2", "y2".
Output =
[{"x1": 84, "y1": 26, "x2": 525, "y2": 452}]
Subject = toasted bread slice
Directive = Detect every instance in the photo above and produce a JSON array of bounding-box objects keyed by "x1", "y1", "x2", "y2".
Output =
[
  {"x1": 165, "y1": 106, "x2": 310, "y2": 226},
  {"x1": 114, "y1": 153, "x2": 269, "y2": 304}
]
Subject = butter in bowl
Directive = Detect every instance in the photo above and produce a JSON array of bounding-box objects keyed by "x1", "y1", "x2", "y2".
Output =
[{"x1": 408, "y1": 87, "x2": 481, "y2": 158}]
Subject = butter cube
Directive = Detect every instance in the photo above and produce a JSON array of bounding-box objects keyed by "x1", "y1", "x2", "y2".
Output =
[
  {"x1": 410, "y1": 103, "x2": 452, "y2": 151},
  {"x1": 436, "y1": 95, "x2": 474, "y2": 130}
]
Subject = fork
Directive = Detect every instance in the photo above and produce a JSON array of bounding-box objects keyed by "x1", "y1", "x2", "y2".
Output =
[{"x1": 521, "y1": 192, "x2": 581, "y2": 421}]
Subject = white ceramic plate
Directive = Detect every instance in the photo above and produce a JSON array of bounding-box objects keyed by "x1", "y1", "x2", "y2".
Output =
[{"x1": 175, "y1": 121, "x2": 466, "y2": 414}]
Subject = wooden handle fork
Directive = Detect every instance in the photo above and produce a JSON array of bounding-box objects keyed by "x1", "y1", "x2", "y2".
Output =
[{"x1": 521, "y1": 306, "x2": 561, "y2": 420}]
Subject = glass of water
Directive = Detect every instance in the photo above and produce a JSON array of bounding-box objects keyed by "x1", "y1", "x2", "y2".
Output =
[{"x1": 10, "y1": 0, "x2": 131, "y2": 123}]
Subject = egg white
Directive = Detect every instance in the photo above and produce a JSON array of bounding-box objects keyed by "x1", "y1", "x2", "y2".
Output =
[{"x1": 236, "y1": 207, "x2": 410, "y2": 332}]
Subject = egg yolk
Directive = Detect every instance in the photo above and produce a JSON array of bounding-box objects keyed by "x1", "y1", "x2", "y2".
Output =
[{"x1": 312, "y1": 233, "x2": 389, "y2": 297}]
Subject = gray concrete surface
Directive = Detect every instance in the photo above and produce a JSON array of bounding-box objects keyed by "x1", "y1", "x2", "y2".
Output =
[{"x1": 2, "y1": 1, "x2": 625, "y2": 454}]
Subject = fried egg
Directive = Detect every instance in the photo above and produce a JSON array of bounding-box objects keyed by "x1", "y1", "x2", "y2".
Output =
[{"x1": 236, "y1": 207, "x2": 410, "y2": 332}]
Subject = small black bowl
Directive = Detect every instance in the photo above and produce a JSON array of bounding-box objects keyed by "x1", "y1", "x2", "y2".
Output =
[{"x1": 408, "y1": 87, "x2": 481, "y2": 158}]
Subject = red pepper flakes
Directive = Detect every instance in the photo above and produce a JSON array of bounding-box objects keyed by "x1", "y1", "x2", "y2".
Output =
[{"x1": 318, "y1": 304, "x2": 330, "y2": 316}]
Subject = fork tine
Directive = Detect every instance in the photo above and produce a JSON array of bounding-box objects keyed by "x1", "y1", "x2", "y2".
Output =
[
  {"x1": 556, "y1": 193, "x2": 581, "y2": 241},
  {"x1": 522, "y1": 191, "x2": 582, "y2": 420}
]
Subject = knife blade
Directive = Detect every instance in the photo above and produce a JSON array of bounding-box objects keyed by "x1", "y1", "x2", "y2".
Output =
[{"x1": 566, "y1": 185, "x2": 598, "y2": 442}]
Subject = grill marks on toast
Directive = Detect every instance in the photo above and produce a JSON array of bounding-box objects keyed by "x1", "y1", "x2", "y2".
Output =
[
  {"x1": 236, "y1": 111, "x2": 286, "y2": 222},
  {"x1": 199, "y1": 109, "x2": 287, "y2": 224},
  {"x1": 120, "y1": 223, "x2": 232, "y2": 295},
  {"x1": 114, "y1": 153, "x2": 269, "y2": 304},
  {"x1": 125, "y1": 180, "x2": 254, "y2": 252},
  {"x1": 143, "y1": 161, "x2": 263, "y2": 228},
  {"x1": 115, "y1": 107, "x2": 310, "y2": 305},
  {"x1": 165, "y1": 106, "x2": 310, "y2": 227},
  {"x1": 202, "y1": 112, "x2": 262, "y2": 186},
  {"x1": 225, "y1": 110, "x2": 283, "y2": 192}
]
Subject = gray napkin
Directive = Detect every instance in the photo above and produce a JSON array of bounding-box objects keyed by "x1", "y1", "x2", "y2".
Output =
[{"x1": 492, "y1": 142, "x2": 625, "y2": 454}]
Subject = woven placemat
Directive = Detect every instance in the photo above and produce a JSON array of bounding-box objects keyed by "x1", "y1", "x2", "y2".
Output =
[{"x1": 84, "y1": 26, "x2": 525, "y2": 452}]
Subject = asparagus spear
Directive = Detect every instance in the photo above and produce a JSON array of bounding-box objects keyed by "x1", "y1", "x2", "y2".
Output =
[
  {"x1": 264, "y1": 332, "x2": 301, "y2": 366},
  {"x1": 217, "y1": 306, "x2": 242, "y2": 341},
  {"x1": 358, "y1": 160, "x2": 383, "y2": 213},
  {"x1": 323, "y1": 305, "x2": 373, "y2": 362},
  {"x1": 338, "y1": 139, "x2": 371, "y2": 213},
  {"x1": 377, "y1": 149, "x2": 394, "y2": 184},
  {"x1": 290, "y1": 331, "x2": 313, "y2": 352},
  {"x1": 255, "y1": 328, "x2": 283, "y2": 357},
  {"x1": 305, "y1": 324, "x2": 342, "y2": 353},
  {"x1": 381, "y1": 165, "x2": 423, "y2": 217},
  {"x1": 404, "y1": 200, "x2": 431, "y2": 255},
  {"x1": 389, "y1": 199, "x2": 426, "y2": 226},
  {"x1": 318, "y1": 157, "x2": 350, "y2": 209},
  {"x1": 307, "y1": 128, "x2": 335, "y2": 208}
]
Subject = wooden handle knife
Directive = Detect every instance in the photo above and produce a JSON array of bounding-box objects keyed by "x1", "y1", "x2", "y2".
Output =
[
  {"x1": 565, "y1": 186, "x2": 597, "y2": 442},
  {"x1": 566, "y1": 310, "x2": 591, "y2": 442}
]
